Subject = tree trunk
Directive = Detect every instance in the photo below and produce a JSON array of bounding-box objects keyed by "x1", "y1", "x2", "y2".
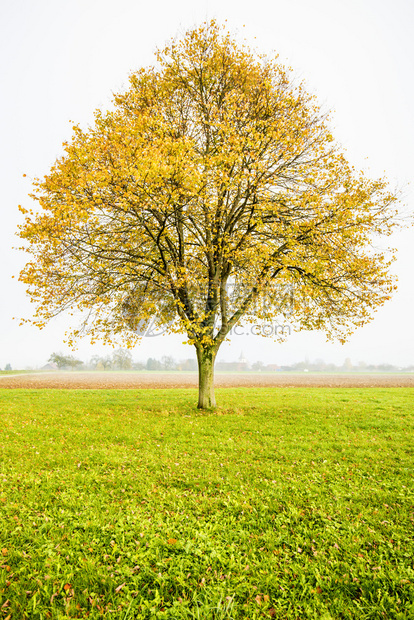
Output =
[{"x1": 196, "y1": 347, "x2": 217, "y2": 409}]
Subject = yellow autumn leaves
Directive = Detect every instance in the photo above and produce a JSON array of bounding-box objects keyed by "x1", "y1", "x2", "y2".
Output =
[{"x1": 18, "y1": 20, "x2": 400, "y2": 353}]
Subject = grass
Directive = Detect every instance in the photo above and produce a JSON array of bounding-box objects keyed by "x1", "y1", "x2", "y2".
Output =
[
  {"x1": 0, "y1": 371, "x2": 34, "y2": 376},
  {"x1": 0, "y1": 388, "x2": 413, "y2": 619}
]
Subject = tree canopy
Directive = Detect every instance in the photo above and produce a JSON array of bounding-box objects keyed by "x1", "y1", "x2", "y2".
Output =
[
  {"x1": 48, "y1": 352, "x2": 83, "y2": 370},
  {"x1": 19, "y1": 21, "x2": 401, "y2": 407}
]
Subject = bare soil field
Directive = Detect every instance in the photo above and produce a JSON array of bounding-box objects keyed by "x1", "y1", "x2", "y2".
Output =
[{"x1": 0, "y1": 371, "x2": 413, "y2": 389}]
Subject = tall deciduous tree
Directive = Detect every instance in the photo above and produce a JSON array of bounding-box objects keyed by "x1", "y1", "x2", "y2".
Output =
[{"x1": 19, "y1": 22, "x2": 401, "y2": 408}]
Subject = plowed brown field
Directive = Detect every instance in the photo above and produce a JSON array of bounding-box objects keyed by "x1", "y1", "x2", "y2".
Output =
[{"x1": 0, "y1": 371, "x2": 413, "y2": 389}]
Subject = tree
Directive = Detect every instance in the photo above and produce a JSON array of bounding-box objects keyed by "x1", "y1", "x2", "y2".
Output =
[
  {"x1": 19, "y1": 22, "x2": 402, "y2": 408},
  {"x1": 112, "y1": 348, "x2": 133, "y2": 370},
  {"x1": 178, "y1": 358, "x2": 198, "y2": 371},
  {"x1": 252, "y1": 361, "x2": 265, "y2": 372},
  {"x1": 146, "y1": 357, "x2": 162, "y2": 371},
  {"x1": 48, "y1": 352, "x2": 70, "y2": 370},
  {"x1": 100, "y1": 355, "x2": 113, "y2": 371},
  {"x1": 161, "y1": 355, "x2": 176, "y2": 370},
  {"x1": 66, "y1": 355, "x2": 84, "y2": 371},
  {"x1": 89, "y1": 354, "x2": 101, "y2": 370},
  {"x1": 48, "y1": 352, "x2": 83, "y2": 370},
  {"x1": 132, "y1": 360, "x2": 145, "y2": 371}
]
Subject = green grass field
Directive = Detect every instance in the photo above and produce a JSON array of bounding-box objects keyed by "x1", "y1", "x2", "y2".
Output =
[{"x1": 0, "y1": 388, "x2": 413, "y2": 619}]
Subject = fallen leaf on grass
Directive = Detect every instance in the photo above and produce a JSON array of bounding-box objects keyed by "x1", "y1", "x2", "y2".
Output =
[
  {"x1": 167, "y1": 538, "x2": 177, "y2": 545},
  {"x1": 115, "y1": 582, "x2": 125, "y2": 593},
  {"x1": 63, "y1": 583, "x2": 72, "y2": 592},
  {"x1": 1, "y1": 548, "x2": 7, "y2": 556},
  {"x1": 255, "y1": 595, "x2": 262, "y2": 605}
]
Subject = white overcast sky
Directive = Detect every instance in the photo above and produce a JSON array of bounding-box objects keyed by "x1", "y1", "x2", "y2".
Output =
[{"x1": 0, "y1": 0, "x2": 413, "y2": 368}]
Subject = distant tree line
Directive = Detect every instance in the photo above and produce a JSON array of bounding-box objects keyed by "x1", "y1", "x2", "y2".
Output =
[
  {"x1": 275, "y1": 358, "x2": 414, "y2": 372},
  {"x1": 45, "y1": 351, "x2": 414, "y2": 373},
  {"x1": 46, "y1": 350, "x2": 197, "y2": 371}
]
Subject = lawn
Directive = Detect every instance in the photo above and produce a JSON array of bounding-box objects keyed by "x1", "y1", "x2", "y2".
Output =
[{"x1": 0, "y1": 388, "x2": 413, "y2": 619}]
